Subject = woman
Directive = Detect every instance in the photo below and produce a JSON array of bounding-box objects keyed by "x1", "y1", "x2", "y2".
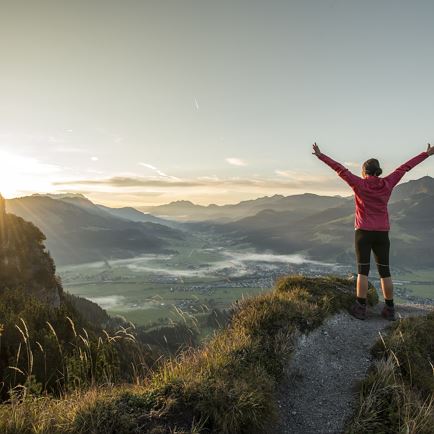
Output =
[{"x1": 313, "y1": 142, "x2": 433, "y2": 321}]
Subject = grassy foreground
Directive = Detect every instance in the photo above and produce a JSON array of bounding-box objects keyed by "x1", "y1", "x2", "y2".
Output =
[
  {"x1": 0, "y1": 275, "x2": 378, "y2": 434},
  {"x1": 346, "y1": 312, "x2": 434, "y2": 434}
]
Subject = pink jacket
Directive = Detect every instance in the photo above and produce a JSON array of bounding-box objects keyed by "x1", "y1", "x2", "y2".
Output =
[{"x1": 318, "y1": 152, "x2": 429, "y2": 231}]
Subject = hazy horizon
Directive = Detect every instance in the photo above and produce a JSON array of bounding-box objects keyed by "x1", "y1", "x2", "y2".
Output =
[
  {"x1": 1, "y1": 0, "x2": 433, "y2": 207},
  {"x1": 4, "y1": 188, "x2": 355, "y2": 209}
]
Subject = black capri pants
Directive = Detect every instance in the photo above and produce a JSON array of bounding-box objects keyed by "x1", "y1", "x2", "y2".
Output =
[{"x1": 355, "y1": 229, "x2": 391, "y2": 278}]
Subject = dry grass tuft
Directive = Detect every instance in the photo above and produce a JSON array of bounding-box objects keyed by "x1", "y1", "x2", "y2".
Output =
[{"x1": 346, "y1": 313, "x2": 434, "y2": 434}]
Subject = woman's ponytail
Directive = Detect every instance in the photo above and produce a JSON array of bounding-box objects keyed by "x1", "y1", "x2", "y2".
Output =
[{"x1": 363, "y1": 159, "x2": 382, "y2": 177}]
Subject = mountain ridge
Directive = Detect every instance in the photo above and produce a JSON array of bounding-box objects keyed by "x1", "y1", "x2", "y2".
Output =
[{"x1": 5, "y1": 195, "x2": 184, "y2": 265}]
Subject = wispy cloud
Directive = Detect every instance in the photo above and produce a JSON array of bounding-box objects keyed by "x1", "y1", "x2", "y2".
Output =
[
  {"x1": 275, "y1": 169, "x2": 296, "y2": 178},
  {"x1": 343, "y1": 161, "x2": 360, "y2": 168},
  {"x1": 226, "y1": 157, "x2": 247, "y2": 167},
  {"x1": 139, "y1": 162, "x2": 179, "y2": 180},
  {"x1": 52, "y1": 146, "x2": 89, "y2": 154},
  {"x1": 54, "y1": 177, "x2": 202, "y2": 188},
  {"x1": 275, "y1": 169, "x2": 330, "y2": 184},
  {"x1": 194, "y1": 98, "x2": 200, "y2": 110},
  {"x1": 54, "y1": 174, "x2": 341, "y2": 191}
]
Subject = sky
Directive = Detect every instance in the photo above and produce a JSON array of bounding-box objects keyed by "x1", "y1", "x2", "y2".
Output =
[{"x1": 0, "y1": 0, "x2": 433, "y2": 207}]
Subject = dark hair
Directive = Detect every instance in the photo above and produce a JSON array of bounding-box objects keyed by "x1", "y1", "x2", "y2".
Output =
[{"x1": 363, "y1": 158, "x2": 382, "y2": 177}]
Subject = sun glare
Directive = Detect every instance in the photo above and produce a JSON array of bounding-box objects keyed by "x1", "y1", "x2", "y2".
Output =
[{"x1": 0, "y1": 150, "x2": 58, "y2": 198}]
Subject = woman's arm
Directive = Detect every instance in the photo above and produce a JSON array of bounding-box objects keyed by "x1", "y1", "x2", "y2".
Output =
[
  {"x1": 384, "y1": 144, "x2": 432, "y2": 188},
  {"x1": 312, "y1": 142, "x2": 362, "y2": 189}
]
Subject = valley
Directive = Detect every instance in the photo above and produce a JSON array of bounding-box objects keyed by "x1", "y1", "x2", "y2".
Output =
[
  {"x1": 59, "y1": 241, "x2": 342, "y2": 326},
  {"x1": 60, "y1": 239, "x2": 434, "y2": 326},
  {"x1": 6, "y1": 178, "x2": 434, "y2": 328}
]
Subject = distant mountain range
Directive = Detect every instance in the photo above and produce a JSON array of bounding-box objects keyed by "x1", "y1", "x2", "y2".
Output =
[
  {"x1": 141, "y1": 193, "x2": 351, "y2": 222},
  {"x1": 6, "y1": 194, "x2": 184, "y2": 265},
  {"x1": 141, "y1": 177, "x2": 434, "y2": 223},
  {"x1": 212, "y1": 176, "x2": 434, "y2": 267},
  {"x1": 5, "y1": 176, "x2": 434, "y2": 267}
]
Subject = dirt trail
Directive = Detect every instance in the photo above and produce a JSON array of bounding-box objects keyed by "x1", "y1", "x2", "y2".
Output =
[{"x1": 273, "y1": 303, "x2": 434, "y2": 434}]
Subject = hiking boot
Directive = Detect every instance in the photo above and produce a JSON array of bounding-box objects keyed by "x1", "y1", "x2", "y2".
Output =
[
  {"x1": 381, "y1": 305, "x2": 396, "y2": 321},
  {"x1": 349, "y1": 300, "x2": 367, "y2": 320}
]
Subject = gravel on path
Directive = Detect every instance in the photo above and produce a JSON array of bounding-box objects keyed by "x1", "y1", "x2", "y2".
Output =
[{"x1": 273, "y1": 303, "x2": 434, "y2": 434}]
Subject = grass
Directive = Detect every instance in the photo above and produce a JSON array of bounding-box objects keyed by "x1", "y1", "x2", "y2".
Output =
[
  {"x1": 0, "y1": 285, "x2": 159, "y2": 405},
  {"x1": 346, "y1": 312, "x2": 434, "y2": 434},
  {"x1": 0, "y1": 275, "x2": 378, "y2": 434}
]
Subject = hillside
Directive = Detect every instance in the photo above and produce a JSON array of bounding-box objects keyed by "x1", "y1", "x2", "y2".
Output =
[
  {"x1": 1, "y1": 213, "x2": 432, "y2": 434},
  {"x1": 5, "y1": 176, "x2": 432, "y2": 267},
  {"x1": 212, "y1": 177, "x2": 434, "y2": 267},
  {"x1": 1, "y1": 274, "x2": 432, "y2": 433},
  {"x1": 0, "y1": 196, "x2": 61, "y2": 306},
  {"x1": 0, "y1": 275, "x2": 374, "y2": 432},
  {"x1": 141, "y1": 193, "x2": 350, "y2": 222},
  {"x1": 5, "y1": 195, "x2": 185, "y2": 265},
  {"x1": 390, "y1": 175, "x2": 434, "y2": 202},
  {"x1": 97, "y1": 204, "x2": 176, "y2": 227},
  {"x1": 0, "y1": 206, "x2": 197, "y2": 403},
  {"x1": 41, "y1": 194, "x2": 176, "y2": 228}
]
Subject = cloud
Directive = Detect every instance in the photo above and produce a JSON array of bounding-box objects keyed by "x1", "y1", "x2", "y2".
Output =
[
  {"x1": 54, "y1": 177, "x2": 203, "y2": 188},
  {"x1": 198, "y1": 175, "x2": 219, "y2": 181},
  {"x1": 53, "y1": 174, "x2": 342, "y2": 191},
  {"x1": 343, "y1": 161, "x2": 360, "y2": 168},
  {"x1": 52, "y1": 146, "x2": 88, "y2": 154},
  {"x1": 91, "y1": 156, "x2": 99, "y2": 161},
  {"x1": 49, "y1": 172, "x2": 352, "y2": 207},
  {"x1": 226, "y1": 158, "x2": 247, "y2": 167},
  {"x1": 59, "y1": 189, "x2": 164, "y2": 198},
  {"x1": 139, "y1": 163, "x2": 158, "y2": 171},
  {"x1": 275, "y1": 169, "x2": 331, "y2": 184},
  {"x1": 194, "y1": 98, "x2": 200, "y2": 110},
  {"x1": 275, "y1": 169, "x2": 297, "y2": 178},
  {"x1": 139, "y1": 162, "x2": 179, "y2": 180}
]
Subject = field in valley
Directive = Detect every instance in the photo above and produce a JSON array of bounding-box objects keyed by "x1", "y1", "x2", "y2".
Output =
[
  {"x1": 59, "y1": 244, "x2": 339, "y2": 327},
  {"x1": 59, "y1": 244, "x2": 433, "y2": 328}
]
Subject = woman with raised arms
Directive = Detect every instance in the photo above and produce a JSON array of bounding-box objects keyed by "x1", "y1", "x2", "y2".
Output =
[{"x1": 313, "y1": 142, "x2": 433, "y2": 320}]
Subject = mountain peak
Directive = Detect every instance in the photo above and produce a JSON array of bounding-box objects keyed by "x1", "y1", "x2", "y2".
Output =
[
  {"x1": 167, "y1": 200, "x2": 197, "y2": 207},
  {"x1": 392, "y1": 175, "x2": 434, "y2": 202}
]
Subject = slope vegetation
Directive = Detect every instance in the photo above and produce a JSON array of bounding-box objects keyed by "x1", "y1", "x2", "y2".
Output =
[
  {"x1": 0, "y1": 276, "x2": 378, "y2": 433},
  {"x1": 347, "y1": 312, "x2": 434, "y2": 434},
  {"x1": 0, "y1": 212, "x2": 157, "y2": 402}
]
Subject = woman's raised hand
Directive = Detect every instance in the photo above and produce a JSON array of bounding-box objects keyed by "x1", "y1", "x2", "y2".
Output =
[
  {"x1": 427, "y1": 143, "x2": 434, "y2": 156},
  {"x1": 312, "y1": 142, "x2": 322, "y2": 157}
]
